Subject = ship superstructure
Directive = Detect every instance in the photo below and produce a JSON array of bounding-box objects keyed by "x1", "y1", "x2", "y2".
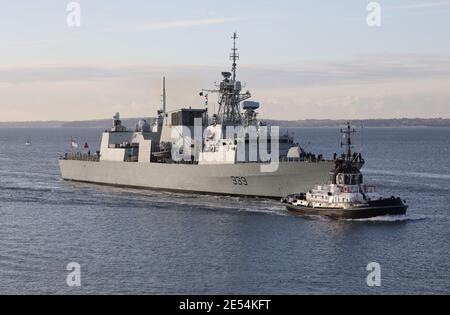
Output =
[{"x1": 59, "y1": 33, "x2": 336, "y2": 198}]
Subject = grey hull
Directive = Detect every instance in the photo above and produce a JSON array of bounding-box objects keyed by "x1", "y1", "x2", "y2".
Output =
[{"x1": 59, "y1": 160, "x2": 335, "y2": 198}]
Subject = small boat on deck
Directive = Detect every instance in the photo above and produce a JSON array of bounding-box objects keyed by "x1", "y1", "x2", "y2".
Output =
[{"x1": 283, "y1": 123, "x2": 408, "y2": 219}]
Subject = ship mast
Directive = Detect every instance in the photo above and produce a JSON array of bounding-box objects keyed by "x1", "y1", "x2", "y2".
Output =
[
  {"x1": 341, "y1": 122, "x2": 356, "y2": 162},
  {"x1": 162, "y1": 76, "x2": 167, "y2": 114},
  {"x1": 231, "y1": 32, "x2": 239, "y2": 82},
  {"x1": 201, "y1": 32, "x2": 251, "y2": 126}
]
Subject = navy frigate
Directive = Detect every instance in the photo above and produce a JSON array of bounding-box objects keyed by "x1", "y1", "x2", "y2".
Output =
[{"x1": 59, "y1": 33, "x2": 341, "y2": 198}]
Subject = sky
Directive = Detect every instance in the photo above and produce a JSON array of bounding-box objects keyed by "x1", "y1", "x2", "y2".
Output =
[{"x1": 1, "y1": 0, "x2": 450, "y2": 121}]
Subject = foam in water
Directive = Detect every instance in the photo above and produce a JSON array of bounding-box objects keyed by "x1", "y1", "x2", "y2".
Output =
[
  {"x1": 365, "y1": 169, "x2": 450, "y2": 181},
  {"x1": 344, "y1": 214, "x2": 427, "y2": 222},
  {"x1": 285, "y1": 213, "x2": 428, "y2": 222}
]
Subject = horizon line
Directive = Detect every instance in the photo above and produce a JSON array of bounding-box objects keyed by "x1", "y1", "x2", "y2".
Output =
[{"x1": 1, "y1": 117, "x2": 449, "y2": 124}]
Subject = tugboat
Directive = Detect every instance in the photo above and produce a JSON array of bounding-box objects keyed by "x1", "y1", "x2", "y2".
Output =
[{"x1": 283, "y1": 123, "x2": 408, "y2": 219}]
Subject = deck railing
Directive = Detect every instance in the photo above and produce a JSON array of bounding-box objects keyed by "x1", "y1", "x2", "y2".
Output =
[
  {"x1": 59, "y1": 153, "x2": 100, "y2": 162},
  {"x1": 59, "y1": 153, "x2": 332, "y2": 164}
]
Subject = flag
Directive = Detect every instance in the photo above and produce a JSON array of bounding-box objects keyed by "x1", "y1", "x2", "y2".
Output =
[{"x1": 70, "y1": 137, "x2": 78, "y2": 149}]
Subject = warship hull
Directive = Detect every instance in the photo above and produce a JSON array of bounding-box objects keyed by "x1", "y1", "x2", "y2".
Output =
[{"x1": 59, "y1": 160, "x2": 335, "y2": 198}]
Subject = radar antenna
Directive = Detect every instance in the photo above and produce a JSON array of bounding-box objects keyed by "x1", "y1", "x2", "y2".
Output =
[{"x1": 230, "y1": 32, "x2": 239, "y2": 82}]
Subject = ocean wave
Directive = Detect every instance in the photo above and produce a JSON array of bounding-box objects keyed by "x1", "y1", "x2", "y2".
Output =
[
  {"x1": 162, "y1": 197, "x2": 287, "y2": 217},
  {"x1": 286, "y1": 213, "x2": 429, "y2": 222},
  {"x1": 365, "y1": 169, "x2": 450, "y2": 181},
  {"x1": 0, "y1": 170, "x2": 57, "y2": 179},
  {"x1": 344, "y1": 214, "x2": 427, "y2": 222},
  {"x1": 33, "y1": 184, "x2": 288, "y2": 217},
  {"x1": 0, "y1": 185, "x2": 61, "y2": 193},
  {"x1": 92, "y1": 186, "x2": 288, "y2": 216}
]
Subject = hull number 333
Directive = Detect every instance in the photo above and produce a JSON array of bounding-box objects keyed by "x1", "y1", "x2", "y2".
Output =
[{"x1": 231, "y1": 176, "x2": 248, "y2": 186}]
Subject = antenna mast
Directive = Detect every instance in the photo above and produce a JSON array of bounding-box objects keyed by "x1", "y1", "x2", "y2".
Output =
[
  {"x1": 201, "y1": 32, "x2": 250, "y2": 126},
  {"x1": 341, "y1": 122, "x2": 356, "y2": 162},
  {"x1": 230, "y1": 32, "x2": 239, "y2": 82},
  {"x1": 162, "y1": 76, "x2": 166, "y2": 114}
]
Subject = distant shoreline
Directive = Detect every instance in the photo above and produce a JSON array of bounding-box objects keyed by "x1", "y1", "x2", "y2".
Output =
[{"x1": 0, "y1": 118, "x2": 449, "y2": 128}]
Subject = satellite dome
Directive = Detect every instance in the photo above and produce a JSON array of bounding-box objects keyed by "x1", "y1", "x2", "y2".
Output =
[{"x1": 243, "y1": 101, "x2": 260, "y2": 111}]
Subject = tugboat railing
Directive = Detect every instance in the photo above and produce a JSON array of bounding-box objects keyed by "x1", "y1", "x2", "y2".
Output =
[{"x1": 341, "y1": 185, "x2": 377, "y2": 194}]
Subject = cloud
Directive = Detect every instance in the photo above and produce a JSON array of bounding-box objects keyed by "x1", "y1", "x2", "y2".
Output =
[
  {"x1": 335, "y1": 1, "x2": 450, "y2": 22},
  {"x1": 123, "y1": 17, "x2": 242, "y2": 31},
  {"x1": 389, "y1": 1, "x2": 450, "y2": 10},
  {"x1": 3, "y1": 54, "x2": 450, "y2": 85},
  {"x1": 254, "y1": 78, "x2": 450, "y2": 120},
  {"x1": 0, "y1": 40, "x2": 53, "y2": 49},
  {"x1": 1, "y1": 54, "x2": 450, "y2": 121}
]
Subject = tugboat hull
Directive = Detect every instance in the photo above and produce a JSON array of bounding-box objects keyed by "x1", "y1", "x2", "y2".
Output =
[{"x1": 286, "y1": 198, "x2": 408, "y2": 219}]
